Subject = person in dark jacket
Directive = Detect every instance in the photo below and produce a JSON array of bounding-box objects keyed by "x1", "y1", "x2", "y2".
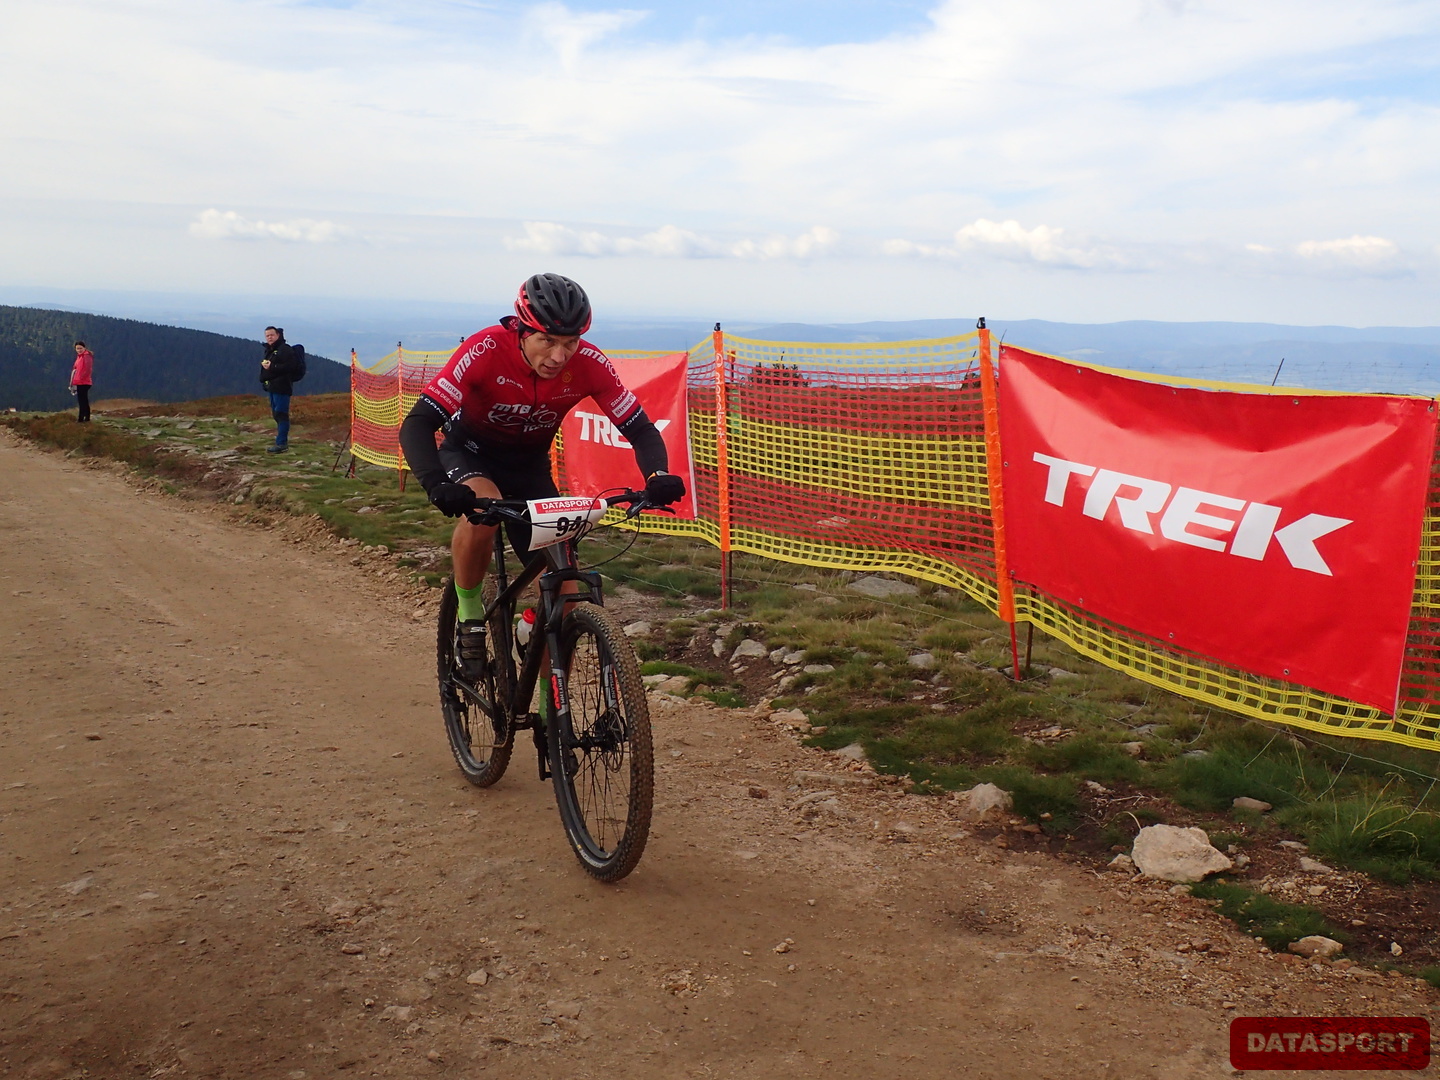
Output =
[{"x1": 260, "y1": 326, "x2": 298, "y2": 453}]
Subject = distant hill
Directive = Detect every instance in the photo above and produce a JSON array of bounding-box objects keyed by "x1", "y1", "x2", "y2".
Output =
[{"x1": 0, "y1": 305, "x2": 349, "y2": 412}]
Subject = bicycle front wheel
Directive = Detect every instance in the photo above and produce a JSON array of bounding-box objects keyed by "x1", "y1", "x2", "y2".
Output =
[
  {"x1": 437, "y1": 578, "x2": 514, "y2": 787},
  {"x1": 549, "y1": 604, "x2": 654, "y2": 882}
]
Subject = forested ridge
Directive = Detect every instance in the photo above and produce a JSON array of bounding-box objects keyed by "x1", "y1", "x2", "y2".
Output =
[{"x1": 0, "y1": 305, "x2": 348, "y2": 411}]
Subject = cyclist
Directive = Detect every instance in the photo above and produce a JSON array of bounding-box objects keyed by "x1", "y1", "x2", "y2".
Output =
[{"x1": 399, "y1": 272, "x2": 685, "y2": 677}]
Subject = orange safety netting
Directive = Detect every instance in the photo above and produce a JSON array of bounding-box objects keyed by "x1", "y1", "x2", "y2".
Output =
[{"x1": 352, "y1": 331, "x2": 1440, "y2": 751}]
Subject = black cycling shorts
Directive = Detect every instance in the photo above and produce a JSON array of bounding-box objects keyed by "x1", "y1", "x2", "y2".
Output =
[{"x1": 438, "y1": 432, "x2": 558, "y2": 560}]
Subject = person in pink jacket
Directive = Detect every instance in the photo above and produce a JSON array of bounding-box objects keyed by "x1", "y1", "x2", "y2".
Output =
[{"x1": 70, "y1": 342, "x2": 94, "y2": 422}]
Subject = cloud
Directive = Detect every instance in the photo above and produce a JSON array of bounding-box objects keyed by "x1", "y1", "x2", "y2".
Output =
[
  {"x1": 954, "y1": 219, "x2": 1126, "y2": 269},
  {"x1": 5, "y1": 0, "x2": 1440, "y2": 320},
  {"x1": 1295, "y1": 234, "x2": 1400, "y2": 267},
  {"x1": 505, "y1": 222, "x2": 839, "y2": 260},
  {"x1": 189, "y1": 209, "x2": 354, "y2": 244},
  {"x1": 885, "y1": 219, "x2": 1132, "y2": 270},
  {"x1": 523, "y1": 2, "x2": 647, "y2": 69}
]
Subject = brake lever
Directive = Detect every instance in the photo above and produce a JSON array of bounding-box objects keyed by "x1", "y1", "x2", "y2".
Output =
[{"x1": 625, "y1": 499, "x2": 677, "y2": 520}]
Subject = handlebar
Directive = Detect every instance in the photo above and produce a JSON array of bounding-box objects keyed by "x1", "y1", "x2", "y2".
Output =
[{"x1": 461, "y1": 489, "x2": 674, "y2": 530}]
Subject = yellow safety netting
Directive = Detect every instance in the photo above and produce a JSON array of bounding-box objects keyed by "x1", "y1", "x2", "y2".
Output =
[{"x1": 351, "y1": 331, "x2": 1440, "y2": 750}]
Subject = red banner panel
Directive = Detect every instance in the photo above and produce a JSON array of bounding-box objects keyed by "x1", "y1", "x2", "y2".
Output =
[
  {"x1": 560, "y1": 351, "x2": 696, "y2": 520},
  {"x1": 1230, "y1": 1016, "x2": 1430, "y2": 1070},
  {"x1": 999, "y1": 346, "x2": 1436, "y2": 713}
]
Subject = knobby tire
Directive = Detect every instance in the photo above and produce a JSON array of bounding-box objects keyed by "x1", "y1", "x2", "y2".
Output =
[
  {"x1": 437, "y1": 577, "x2": 514, "y2": 787},
  {"x1": 548, "y1": 604, "x2": 654, "y2": 882}
]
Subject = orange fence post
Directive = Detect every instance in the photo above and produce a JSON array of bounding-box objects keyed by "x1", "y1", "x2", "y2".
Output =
[
  {"x1": 978, "y1": 318, "x2": 1021, "y2": 679},
  {"x1": 395, "y1": 341, "x2": 406, "y2": 491},
  {"x1": 713, "y1": 323, "x2": 733, "y2": 609}
]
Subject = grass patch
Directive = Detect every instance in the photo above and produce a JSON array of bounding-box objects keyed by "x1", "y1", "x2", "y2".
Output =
[
  {"x1": 1024, "y1": 734, "x2": 1144, "y2": 783},
  {"x1": 1277, "y1": 795, "x2": 1440, "y2": 884},
  {"x1": 1159, "y1": 746, "x2": 1311, "y2": 813},
  {"x1": 1190, "y1": 880, "x2": 1345, "y2": 951}
]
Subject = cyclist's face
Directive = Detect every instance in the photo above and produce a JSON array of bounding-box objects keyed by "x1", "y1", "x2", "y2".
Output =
[{"x1": 521, "y1": 331, "x2": 582, "y2": 379}]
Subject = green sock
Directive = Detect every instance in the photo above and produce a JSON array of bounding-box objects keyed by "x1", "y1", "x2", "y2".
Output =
[{"x1": 456, "y1": 583, "x2": 484, "y2": 623}]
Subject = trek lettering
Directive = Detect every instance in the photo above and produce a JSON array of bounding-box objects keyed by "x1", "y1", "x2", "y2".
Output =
[{"x1": 1033, "y1": 452, "x2": 1352, "y2": 576}]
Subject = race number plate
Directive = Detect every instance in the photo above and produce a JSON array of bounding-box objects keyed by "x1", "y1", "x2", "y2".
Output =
[{"x1": 526, "y1": 496, "x2": 608, "y2": 550}]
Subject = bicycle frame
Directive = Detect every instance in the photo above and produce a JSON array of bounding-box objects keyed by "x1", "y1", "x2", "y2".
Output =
[{"x1": 482, "y1": 528, "x2": 607, "y2": 780}]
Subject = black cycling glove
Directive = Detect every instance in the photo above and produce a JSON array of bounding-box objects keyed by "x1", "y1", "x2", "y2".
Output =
[
  {"x1": 428, "y1": 481, "x2": 479, "y2": 518},
  {"x1": 645, "y1": 471, "x2": 686, "y2": 506}
]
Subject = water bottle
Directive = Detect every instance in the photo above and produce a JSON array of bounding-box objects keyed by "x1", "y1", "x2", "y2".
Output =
[{"x1": 514, "y1": 607, "x2": 536, "y2": 650}]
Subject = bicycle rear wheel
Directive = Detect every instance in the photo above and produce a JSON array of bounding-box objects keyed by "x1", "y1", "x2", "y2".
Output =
[
  {"x1": 437, "y1": 578, "x2": 514, "y2": 787},
  {"x1": 548, "y1": 604, "x2": 654, "y2": 881}
]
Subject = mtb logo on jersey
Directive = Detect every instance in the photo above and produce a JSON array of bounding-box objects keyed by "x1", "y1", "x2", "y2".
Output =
[
  {"x1": 1032, "y1": 453, "x2": 1352, "y2": 576},
  {"x1": 454, "y1": 335, "x2": 499, "y2": 381},
  {"x1": 487, "y1": 402, "x2": 532, "y2": 426}
]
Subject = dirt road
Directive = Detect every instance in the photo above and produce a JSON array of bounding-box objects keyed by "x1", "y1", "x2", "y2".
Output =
[{"x1": 1, "y1": 430, "x2": 1434, "y2": 1080}]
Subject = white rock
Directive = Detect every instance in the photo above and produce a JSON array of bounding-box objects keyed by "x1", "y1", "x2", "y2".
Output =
[
  {"x1": 1233, "y1": 797, "x2": 1273, "y2": 812},
  {"x1": 783, "y1": 650, "x2": 806, "y2": 665},
  {"x1": 803, "y1": 664, "x2": 835, "y2": 675},
  {"x1": 712, "y1": 638, "x2": 725, "y2": 658},
  {"x1": 952, "y1": 783, "x2": 1013, "y2": 821},
  {"x1": 793, "y1": 769, "x2": 875, "y2": 788},
  {"x1": 832, "y1": 743, "x2": 867, "y2": 761},
  {"x1": 794, "y1": 790, "x2": 837, "y2": 807},
  {"x1": 1107, "y1": 854, "x2": 1136, "y2": 873},
  {"x1": 1131, "y1": 825, "x2": 1233, "y2": 883},
  {"x1": 906, "y1": 652, "x2": 936, "y2": 669},
  {"x1": 731, "y1": 639, "x2": 769, "y2": 661},
  {"x1": 769, "y1": 708, "x2": 809, "y2": 726},
  {"x1": 777, "y1": 675, "x2": 799, "y2": 692},
  {"x1": 60, "y1": 876, "x2": 93, "y2": 895},
  {"x1": 380, "y1": 1005, "x2": 413, "y2": 1022},
  {"x1": 466, "y1": 969, "x2": 489, "y2": 985},
  {"x1": 623, "y1": 621, "x2": 652, "y2": 638},
  {"x1": 1120, "y1": 742, "x2": 1144, "y2": 757},
  {"x1": 769, "y1": 647, "x2": 788, "y2": 663},
  {"x1": 847, "y1": 575, "x2": 919, "y2": 599},
  {"x1": 642, "y1": 674, "x2": 668, "y2": 688},
  {"x1": 1288, "y1": 936, "x2": 1344, "y2": 959},
  {"x1": 1298, "y1": 856, "x2": 1337, "y2": 874},
  {"x1": 657, "y1": 676, "x2": 689, "y2": 695}
]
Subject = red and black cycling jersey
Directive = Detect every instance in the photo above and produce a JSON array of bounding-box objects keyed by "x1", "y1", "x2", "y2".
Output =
[
  {"x1": 416, "y1": 317, "x2": 642, "y2": 450},
  {"x1": 399, "y1": 316, "x2": 667, "y2": 494}
]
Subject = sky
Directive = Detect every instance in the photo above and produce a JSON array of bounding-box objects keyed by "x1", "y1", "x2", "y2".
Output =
[{"x1": 2, "y1": 0, "x2": 1438, "y2": 327}]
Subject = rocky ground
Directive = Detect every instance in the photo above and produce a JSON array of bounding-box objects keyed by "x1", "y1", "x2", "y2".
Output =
[{"x1": 1, "y1": 427, "x2": 1436, "y2": 1080}]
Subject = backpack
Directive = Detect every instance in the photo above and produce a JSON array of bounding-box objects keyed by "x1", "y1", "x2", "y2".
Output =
[{"x1": 291, "y1": 344, "x2": 307, "y2": 383}]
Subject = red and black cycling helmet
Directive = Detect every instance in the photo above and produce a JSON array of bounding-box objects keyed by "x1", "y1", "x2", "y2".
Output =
[{"x1": 514, "y1": 273, "x2": 592, "y2": 336}]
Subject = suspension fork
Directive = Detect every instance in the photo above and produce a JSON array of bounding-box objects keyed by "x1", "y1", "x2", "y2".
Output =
[{"x1": 530, "y1": 561, "x2": 605, "y2": 779}]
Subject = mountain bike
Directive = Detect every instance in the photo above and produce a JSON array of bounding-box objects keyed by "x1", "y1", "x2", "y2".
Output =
[{"x1": 435, "y1": 490, "x2": 662, "y2": 882}]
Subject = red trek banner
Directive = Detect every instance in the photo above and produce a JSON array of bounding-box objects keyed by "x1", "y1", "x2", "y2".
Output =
[
  {"x1": 998, "y1": 345, "x2": 1437, "y2": 713},
  {"x1": 561, "y1": 351, "x2": 696, "y2": 520}
]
